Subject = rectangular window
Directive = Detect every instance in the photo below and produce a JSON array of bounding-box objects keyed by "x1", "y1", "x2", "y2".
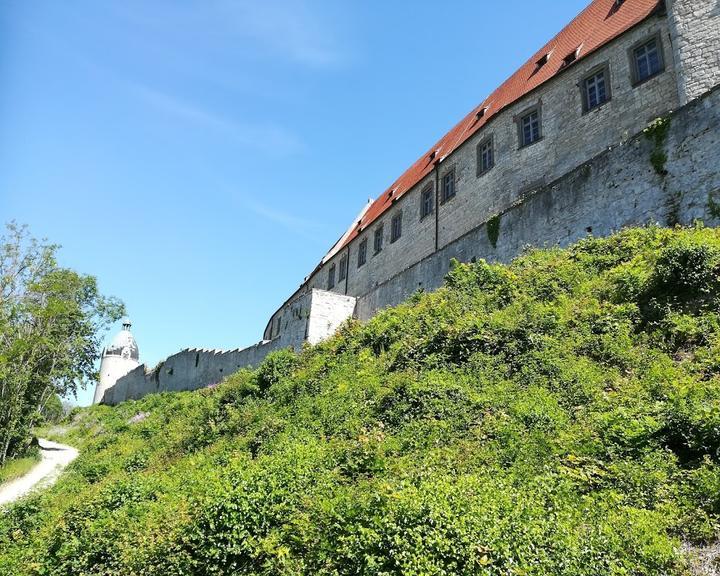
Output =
[
  {"x1": 441, "y1": 169, "x2": 456, "y2": 202},
  {"x1": 327, "y1": 264, "x2": 336, "y2": 289},
  {"x1": 633, "y1": 37, "x2": 663, "y2": 84},
  {"x1": 420, "y1": 183, "x2": 434, "y2": 219},
  {"x1": 520, "y1": 110, "x2": 541, "y2": 147},
  {"x1": 477, "y1": 137, "x2": 494, "y2": 175},
  {"x1": 373, "y1": 225, "x2": 384, "y2": 254},
  {"x1": 357, "y1": 238, "x2": 367, "y2": 267},
  {"x1": 391, "y1": 213, "x2": 402, "y2": 243},
  {"x1": 583, "y1": 68, "x2": 610, "y2": 111},
  {"x1": 338, "y1": 254, "x2": 348, "y2": 282}
]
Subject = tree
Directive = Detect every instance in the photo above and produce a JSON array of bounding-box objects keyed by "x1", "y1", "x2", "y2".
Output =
[{"x1": 0, "y1": 223, "x2": 124, "y2": 464}]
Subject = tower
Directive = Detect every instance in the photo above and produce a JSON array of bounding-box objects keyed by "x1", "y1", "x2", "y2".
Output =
[
  {"x1": 93, "y1": 318, "x2": 140, "y2": 404},
  {"x1": 666, "y1": 0, "x2": 720, "y2": 106}
]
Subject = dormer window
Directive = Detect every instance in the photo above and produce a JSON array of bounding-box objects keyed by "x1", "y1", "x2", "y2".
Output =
[
  {"x1": 535, "y1": 52, "x2": 552, "y2": 70},
  {"x1": 563, "y1": 47, "x2": 580, "y2": 68}
]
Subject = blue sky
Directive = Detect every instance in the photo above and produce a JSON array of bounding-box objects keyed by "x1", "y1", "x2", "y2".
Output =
[{"x1": 0, "y1": 0, "x2": 590, "y2": 405}]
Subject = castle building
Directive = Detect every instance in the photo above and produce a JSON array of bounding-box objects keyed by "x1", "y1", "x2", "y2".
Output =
[
  {"x1": 93, "y1": 319, "x2": 140, "y2": 404},
  {"x1": 100, "y1": 0, "x2": 720, "y2": 405}
]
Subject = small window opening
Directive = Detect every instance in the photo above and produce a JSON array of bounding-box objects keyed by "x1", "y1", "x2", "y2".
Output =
[
  {"x1": 520, "y1": 110, "x2": 541, "y2": 147},
  {"x1": 633, "y1": 38, "x2": 663, "y2": 83},
  {"x1": 373, "y1": 225, "x2": 384, "y2": 254},
  {"x1": 357, "y1": 238, "x2": 367, "y2": 267},
  {"x1": 339, "y1": 254, "x2": 348, "y2": 282},
  {"x1": 420, "y1": 183, "x2": 434, "y2": 219},
  {"x1": 390, "y1": 213, "x2": 402, "y2": 243},
  {"x1": 583, "y1": 69, "x2": 609, "y2": 111},
  {"x1": 477, "y1": 137, "x2": 494, "y2": 175},
  {"x1": 441, "y1": 169, "x2": 456, "y2": 202},
  {"x1": 327, "y1": 264, "x2": 336, "y2": 289}
]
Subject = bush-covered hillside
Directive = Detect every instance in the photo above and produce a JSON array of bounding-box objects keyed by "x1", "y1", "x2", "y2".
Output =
[{"x1": 2, "y1": 226, "x2": 720, "y2": 576}]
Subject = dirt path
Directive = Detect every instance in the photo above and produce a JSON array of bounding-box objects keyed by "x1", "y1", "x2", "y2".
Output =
[{"x1": 0, "y1": 439, "x2": 78, "y2": 507}]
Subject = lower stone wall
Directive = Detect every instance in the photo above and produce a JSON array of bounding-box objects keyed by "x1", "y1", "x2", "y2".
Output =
[
  {"x1": 356, "y1": 85, "x2": 720, "y2": 320},
  {"x1": 102, "y1": 289, "x2": 356, "y2": 405},
  {"x1": 101, "y1": 340, "x2": 282, "y2": 404}
]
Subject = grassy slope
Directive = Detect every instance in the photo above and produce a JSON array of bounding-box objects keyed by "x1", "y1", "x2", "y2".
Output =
[
  {"x1": 0, "y1": 450, "x2": 40, "y2": 485},
  {"x1": 2, "y1": 226, "x2": 720, "y2": 576}
]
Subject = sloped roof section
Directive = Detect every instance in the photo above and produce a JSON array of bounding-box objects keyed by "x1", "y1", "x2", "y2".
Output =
[
  {"x1": 332, "y1": 0, "x2": 662, "y2": 254},
  {"x1": 321, "y1": 199, "x2": 374, "y2": 266}
]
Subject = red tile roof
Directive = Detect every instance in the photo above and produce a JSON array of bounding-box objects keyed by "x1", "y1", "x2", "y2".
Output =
[{"x1": 330, "y1": 0, "x2": 662, "y2": 258}]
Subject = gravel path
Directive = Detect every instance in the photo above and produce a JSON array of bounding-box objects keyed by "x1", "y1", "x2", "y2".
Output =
[
  {"x1": 0, "y1": 439, "x2": 78, "y2": 507},
  {"x1": 684, "y1": 542, "x2": 720, "y2": 576}
]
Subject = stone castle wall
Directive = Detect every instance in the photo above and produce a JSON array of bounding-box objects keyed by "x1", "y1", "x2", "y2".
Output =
[
  {"x1": 102, "y1": 289, "x2": 356, "y2": 405},
  {"x1": 357, "y1": 84, "x2": 720, "y2": 319},
  {"x1": 101, "y1": 1, "x2": 720, "y2": 406},
  {"x1": 295, "y1": 12, "x2": 679, "y2": 307}
]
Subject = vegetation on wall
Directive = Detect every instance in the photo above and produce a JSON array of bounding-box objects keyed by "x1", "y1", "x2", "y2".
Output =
[
  {"x1": 644, "y1": 116, "x2": 671, "y2": 176},
  {"x1": 486, "y1": 214, "x2": 501, "y2": 248},
  {"x1": 0, "y1": 223, "x2": 124, "y2": 466},
  {"x1": 708, "y1": 189, "x2": 720, "y2": 219},
  {"x1": 2, "y1": 226, "x2": 720, "y2": 575}
]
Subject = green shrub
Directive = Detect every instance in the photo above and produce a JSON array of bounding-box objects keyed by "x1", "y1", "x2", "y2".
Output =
[{"x1": 2, "y1": 226, "x2": 720, "y2": 575}]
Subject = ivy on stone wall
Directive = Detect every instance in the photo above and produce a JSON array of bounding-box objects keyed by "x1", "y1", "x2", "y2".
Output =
[
  {"x1": 643, "y1": 116, "x2": 671, "y2": 176},
  {"x1": 487, "y1": 214, "x2": 501, "y2": 249},
  {"x1": 708, "y1": 189, "x2": 720, "y2": 220},
  {"x1": 666, "y1": 190, "x2": 682, "y2": 227}
]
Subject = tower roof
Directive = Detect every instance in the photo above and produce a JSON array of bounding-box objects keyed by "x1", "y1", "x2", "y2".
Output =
[{"x1": 104, "y1": 319, "x2": 139, "y2": 361}]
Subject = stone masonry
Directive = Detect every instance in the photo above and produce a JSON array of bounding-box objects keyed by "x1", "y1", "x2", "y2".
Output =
[
  {"x1": 101, "y1": 0, "x2": 720, "y2": 405},
  {"x1": 667, "y1": 0, "x2": 720, "y2": 104}
]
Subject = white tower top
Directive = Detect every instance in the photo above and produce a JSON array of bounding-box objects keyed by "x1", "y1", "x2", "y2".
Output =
[
  {"x1": 104, "y1": 318, "x2": 139, "y2": 361},
  {"x1": 93, "y1": 318, "x2": 141, "y2": 404}
]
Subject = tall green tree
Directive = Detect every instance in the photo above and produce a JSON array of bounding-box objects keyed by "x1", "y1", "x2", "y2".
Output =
[{"x1": 0, "y1": 223, "x2": 123, "y2": 464}]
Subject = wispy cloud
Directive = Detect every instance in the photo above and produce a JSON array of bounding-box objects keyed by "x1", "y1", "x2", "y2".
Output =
[
  {"x1": 244, "y1": 199, "x2": 318, "y2": 237},
  {"x1": 108, "y1": 0, "x2": 349, "y2": 69},
  {"x1": 131, "y1": 83, "x2": 304, "y2": 155},
  {"x1": 216, "y1": 0, "x2": 347, "y2": 67}
]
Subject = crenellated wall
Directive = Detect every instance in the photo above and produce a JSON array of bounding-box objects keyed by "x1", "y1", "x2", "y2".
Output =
[{"x1": 102, "y1": 289, "x2": 356, "y2": 405}]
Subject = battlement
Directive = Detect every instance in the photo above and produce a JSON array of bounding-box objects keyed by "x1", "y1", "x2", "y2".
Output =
[{"x1": 102, "y1": 288, "x2": 356, "y2": 404}]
